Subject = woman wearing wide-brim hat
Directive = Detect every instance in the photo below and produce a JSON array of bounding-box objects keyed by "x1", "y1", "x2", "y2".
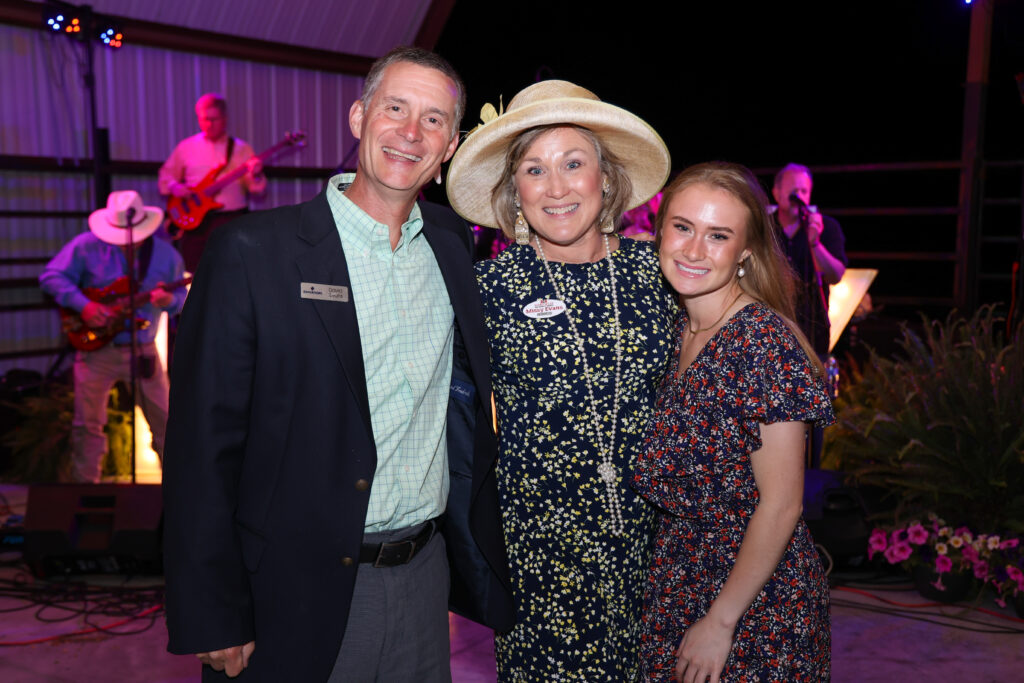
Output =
[{"x1": 446, "y1": 80, "x2": 677, "y2": 680}]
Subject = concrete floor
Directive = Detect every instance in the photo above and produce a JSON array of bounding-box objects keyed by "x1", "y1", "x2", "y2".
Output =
[{"x1": 2, "y1": 483, "x2": 1022, "y2": 682}]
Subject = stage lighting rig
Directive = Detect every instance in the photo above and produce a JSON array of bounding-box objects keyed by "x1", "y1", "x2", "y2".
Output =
[
  {"x1": 42, "y1": 2, "x2": 124, "y2": 48},
  {"x1": 43, "y1": 2, "x2": 87, "y2": 40},
  {"x1": 98, "y1": 25, "x2": 124, "y2": 49}
]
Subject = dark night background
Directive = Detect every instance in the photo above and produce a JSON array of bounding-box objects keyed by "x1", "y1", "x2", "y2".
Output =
[
  {"x1": 437, "y1": 0, "x2": 1023, "y2": 170},
  {"x1": 429, "y1": 0, "x2": 1024, "y2": 330}
]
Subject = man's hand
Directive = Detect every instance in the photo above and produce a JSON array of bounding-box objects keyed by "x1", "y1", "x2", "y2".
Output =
[
  {"x1": 197, "y1": 641, "x2": 255, "y2": 678},
  {"x1": 245, "y1": 157, "x2": 264, "y2": 178},
  {"x1": 150, "y1": 284, "x2": 174, "y2": 308},
  {"x1": 81, "y1": 301, "x2": 114, "y2": 328},
  {"x1": 170, "y1": 182, "x2": 193, "y2": 199},
  {"x1": 806, "y1": 212, "x2": 825, "y2": 248}
]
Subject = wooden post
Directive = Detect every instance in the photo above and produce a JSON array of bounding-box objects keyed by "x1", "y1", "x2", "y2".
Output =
[{"x1": 954, "y1": 0, "x2": 994, "y2": 312}]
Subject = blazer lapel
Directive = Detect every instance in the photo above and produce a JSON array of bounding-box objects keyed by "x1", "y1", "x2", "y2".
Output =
[
  {"x1": 423, "y1": 220, "x2": 496, "y2": 496},
  {"x1": 294, "y1": 192, "x2": 373, "y2": 434}
]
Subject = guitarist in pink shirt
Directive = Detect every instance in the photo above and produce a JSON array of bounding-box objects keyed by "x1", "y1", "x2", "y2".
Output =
[
  {"x1": 39, "y1": 190, "x2": 187, "y2": 483},
  {"x1": 158, "y1": 93, "x2": 267, "y2": 272}
]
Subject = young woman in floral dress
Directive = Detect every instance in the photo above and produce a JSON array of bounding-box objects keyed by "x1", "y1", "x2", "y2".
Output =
[{"x1": 634, "y1": 162, "x2": 834, "y2": 682}]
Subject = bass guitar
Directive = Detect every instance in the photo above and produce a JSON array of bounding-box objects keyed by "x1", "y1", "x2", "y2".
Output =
[
  {"x1": 60, "y1": 275, "x2": 192, "y2": 351},
  {"x1": 166, "y1": 130, "x2": 307, "y2": 231}
]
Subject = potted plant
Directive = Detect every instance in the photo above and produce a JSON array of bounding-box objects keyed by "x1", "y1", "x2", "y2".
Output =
[
  {"x1": 986, "y1": 536, "x2": 1024, "y2": 616},
  {"x1": 826, "y1": 306, "x2": 1024, "y2": 534},
  {"x1": 868, "y1": 515, "x2": 981, "y2": 602}
]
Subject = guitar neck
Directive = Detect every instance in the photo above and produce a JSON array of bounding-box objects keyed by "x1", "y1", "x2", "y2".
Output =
[
  {"x1": 118, "y1": 277, "x2": 192, "y2": 310},
  {"x1": 204, "y1": 137, "x2": 296, "y2": 196}
]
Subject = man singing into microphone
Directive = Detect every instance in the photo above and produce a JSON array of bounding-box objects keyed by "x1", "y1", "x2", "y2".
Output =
[
  {"x1": 771, "y1": 163, "x2": 847, "y2": 466},
  {"x1": 771, "y1": 163, "x2": 847, "y2": 354}
]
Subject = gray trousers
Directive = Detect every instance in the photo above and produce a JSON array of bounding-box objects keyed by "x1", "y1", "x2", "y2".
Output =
[{"x1": 328, "y1": 522, "x2": 451, "y2": 683}]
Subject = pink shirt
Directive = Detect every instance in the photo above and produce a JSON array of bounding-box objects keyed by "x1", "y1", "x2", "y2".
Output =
[{"x1": 158, "y1": 133, "x2": 266, "y2": 211}]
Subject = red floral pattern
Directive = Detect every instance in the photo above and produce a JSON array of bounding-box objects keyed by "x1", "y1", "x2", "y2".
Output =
[{"x1": 633, "y1": 303, "x2": 833, "y2": 681}]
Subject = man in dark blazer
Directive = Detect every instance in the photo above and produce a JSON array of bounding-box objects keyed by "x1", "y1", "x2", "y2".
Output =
[{"x1": 162, "y1": 47, "x2": 514, "y2": 681}]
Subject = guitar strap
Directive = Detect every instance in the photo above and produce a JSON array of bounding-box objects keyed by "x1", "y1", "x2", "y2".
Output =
[
  {"x1": 134, "y1": 238, "x2": 155, "y2": 286},
  {"x1": 215, "y1": 136, "x2": 236, "y2": 179}
]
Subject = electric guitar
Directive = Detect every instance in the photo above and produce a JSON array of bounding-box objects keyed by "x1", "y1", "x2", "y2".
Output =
[
  {"x1": 166, "y1": 130, "x2": 307, "y2": 231},
  {"x1": 60, "y1": 276, "x2": 192, "y2": 351}
]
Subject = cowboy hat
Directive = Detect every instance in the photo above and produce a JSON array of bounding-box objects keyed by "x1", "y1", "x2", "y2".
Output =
[
  {"x1": 446, "y1": 80, "x2": 670, "y2": 229},
  {"x1": 88, "y1": 190, "x2": 164, "y2": 246}
]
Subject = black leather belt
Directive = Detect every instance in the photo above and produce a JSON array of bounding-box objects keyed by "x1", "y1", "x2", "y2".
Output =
[{"x1": 359, "y1": 518, "x2": 440, "y2": 568}]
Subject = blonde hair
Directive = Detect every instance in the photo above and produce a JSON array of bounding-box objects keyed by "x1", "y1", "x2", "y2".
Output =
[
  {"x1": 490, "y1": 124, "x2": 633, "y2": 240},
  {"x1": 656, "y1": 161, "x2": 823, "y2": 373}
]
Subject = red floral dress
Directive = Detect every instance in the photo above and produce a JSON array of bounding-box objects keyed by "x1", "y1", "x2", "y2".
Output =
[{"x1": 633, "y1": 303, "x2": 833, "y2": 682}]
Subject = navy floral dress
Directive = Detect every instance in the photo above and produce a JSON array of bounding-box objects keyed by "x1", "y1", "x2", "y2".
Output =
[
  {"x1": 475, "y1": 239, "x2": 676, "y2": 681},
  {"x1": 633, "y1": 302, "x2": 833, "y2": 682}
]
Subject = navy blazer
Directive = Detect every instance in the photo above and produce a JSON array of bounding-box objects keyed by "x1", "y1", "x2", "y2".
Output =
[{"x1": 162, "y1": 190, "x2": 513, "y2": 682}]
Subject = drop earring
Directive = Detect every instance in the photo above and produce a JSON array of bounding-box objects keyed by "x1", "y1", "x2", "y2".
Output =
[{"x1": 514, "y1": 193, "x2": 529, "y2": 245}]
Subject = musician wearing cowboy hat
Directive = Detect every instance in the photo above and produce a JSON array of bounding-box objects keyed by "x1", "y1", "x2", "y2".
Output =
[{"x1": 39, "y1": 190, "x2": 186, "y2": 483}]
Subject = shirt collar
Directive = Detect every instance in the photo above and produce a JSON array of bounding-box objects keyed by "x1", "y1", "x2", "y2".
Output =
[{"x1": 325, "y1": 173, "x2": 424, "y2": 254}]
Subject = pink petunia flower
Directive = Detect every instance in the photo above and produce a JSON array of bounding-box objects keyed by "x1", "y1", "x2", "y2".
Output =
[
  {"x1": 1007, "y1": 566, "x2": 1024, "y2": 582},
  {"x1": 1000, "y1": 539, "x2": 1020, "y2": 550},
  {"x1": 868, "y1": 529, "x2": 888, "y2": 559},
  {"x1": 883, "y1": 544, "x2": 902, "y2": 565},
  {"x1": 935, "y1": 555, "x2": 953, "y2": 574},
  {"x1": 907, "y1": 523, "x2": 929, "y2": 545},
  {"x1": 888, "y1": 541, "x2": 913, "y2": 563},
  {"x1": 962, "y1": 546, "x2": 979, "y2": 563}
]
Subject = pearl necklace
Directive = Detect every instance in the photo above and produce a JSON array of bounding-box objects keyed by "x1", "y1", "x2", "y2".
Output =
[{"x1": 535, "y1": 234, "x2": 625, "y2": 536}]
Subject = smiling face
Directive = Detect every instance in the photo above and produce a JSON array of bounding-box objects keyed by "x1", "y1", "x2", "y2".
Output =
[
  {"x1": 659, "y1": 183, "x2": 752, "y2": 306},
  {"x1": 348, "y1": 61, "x2": 459, "y2": 205},
  {"x1": 514, "y1": 126, "x2": 605, "y2": 258}
]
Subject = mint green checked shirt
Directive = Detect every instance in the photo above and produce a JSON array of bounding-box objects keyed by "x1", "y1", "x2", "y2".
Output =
[{"x1": 326, "y1": 174, "x2": 454, "y2": 532}]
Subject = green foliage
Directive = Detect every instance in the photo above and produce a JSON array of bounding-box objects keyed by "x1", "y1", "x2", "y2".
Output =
[
  {"x1": 2, "y1": 383, "x2": 135, "y2": 482},
  {"x1": 826, "y1": 306, "x2": 1024, "y2": 533}
]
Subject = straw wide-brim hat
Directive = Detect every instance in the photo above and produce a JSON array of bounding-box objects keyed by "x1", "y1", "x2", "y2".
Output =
[
  {"x1": 446, "y1": 80, "x2": 671, "y2": 229},
  {"x1": 88, "y1": 190, "x2": 164, "y2": 246}
]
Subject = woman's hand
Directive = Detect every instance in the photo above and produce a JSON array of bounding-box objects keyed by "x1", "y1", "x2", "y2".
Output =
[{"x1": 674, "y1": 616, "x2": 733, "y2": 683}]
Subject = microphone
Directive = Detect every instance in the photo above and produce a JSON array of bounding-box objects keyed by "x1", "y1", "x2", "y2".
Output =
[
  {"x1": 789, "y1": 191, "x2": 811, "y2": 228},
  {"x1": 126, "y1": 206, "x2": 136, "y2": 226}
]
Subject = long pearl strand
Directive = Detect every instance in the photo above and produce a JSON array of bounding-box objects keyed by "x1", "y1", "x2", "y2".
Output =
[{"x1": 535, "y1": 234, "x2": 625, "y2": 536}]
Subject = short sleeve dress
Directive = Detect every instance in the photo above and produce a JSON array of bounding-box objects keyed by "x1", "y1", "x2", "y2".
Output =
[
  {"x1": 633, "y1": 302, "x2": 834, "y2": 682},
  {"x1": 475, "y1": 238, "x2": 676, "y2": 681}
]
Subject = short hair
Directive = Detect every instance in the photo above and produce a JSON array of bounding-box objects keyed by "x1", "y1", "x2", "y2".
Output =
[
  {"x1": 490, "y1": 124, "x2": 633, "y2": 241},
  {"x1": 195, "y1": 93, "x2": 227, "y2": 115},
  {"x1": 655, "y1": 161, "x2": 822, "y2": 373},
  {"x1": 361, "y1": 46, "x2": 466, "y2": 138},
  {"x1": 773, "y1": 162, "x2": 812, "y2": 189}
]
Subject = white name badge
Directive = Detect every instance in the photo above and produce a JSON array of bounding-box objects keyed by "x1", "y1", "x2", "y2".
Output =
[
  {"x1": 522, "y1": 298, "x2": 566, "y2": 319},
  {"x1": 300, "y1": 282, "x2": 349, "y2": 302}
]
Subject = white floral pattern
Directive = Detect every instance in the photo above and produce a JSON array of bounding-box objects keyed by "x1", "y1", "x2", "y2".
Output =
[{"x1": 475, "y1": 238, "x2": 677, "y2": 680}]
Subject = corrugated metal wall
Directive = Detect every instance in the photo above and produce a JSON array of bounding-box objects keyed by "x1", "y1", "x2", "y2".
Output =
[
  {"x1": 1, "y1": 22, "x2": 364, "y2": 377},
  {"x1": 67, "y1": 0, "x2": 431, "y2": 56}
]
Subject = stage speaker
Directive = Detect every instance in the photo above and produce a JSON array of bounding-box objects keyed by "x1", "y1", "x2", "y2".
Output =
[
  {"x1": 803, "y1": 469, "x2": 870, "y2": 567},
  {"x1": 24, "y1": 483, "x2": 162, "y2": 577}
]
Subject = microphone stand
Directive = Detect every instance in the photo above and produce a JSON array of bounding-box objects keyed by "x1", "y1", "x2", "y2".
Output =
[
  {"x1": 125, "y1": 208, "x2": 138, "y2": 485},
  {"x1": 791, "y1": 194, "x2": 828, "y2": 352}
]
